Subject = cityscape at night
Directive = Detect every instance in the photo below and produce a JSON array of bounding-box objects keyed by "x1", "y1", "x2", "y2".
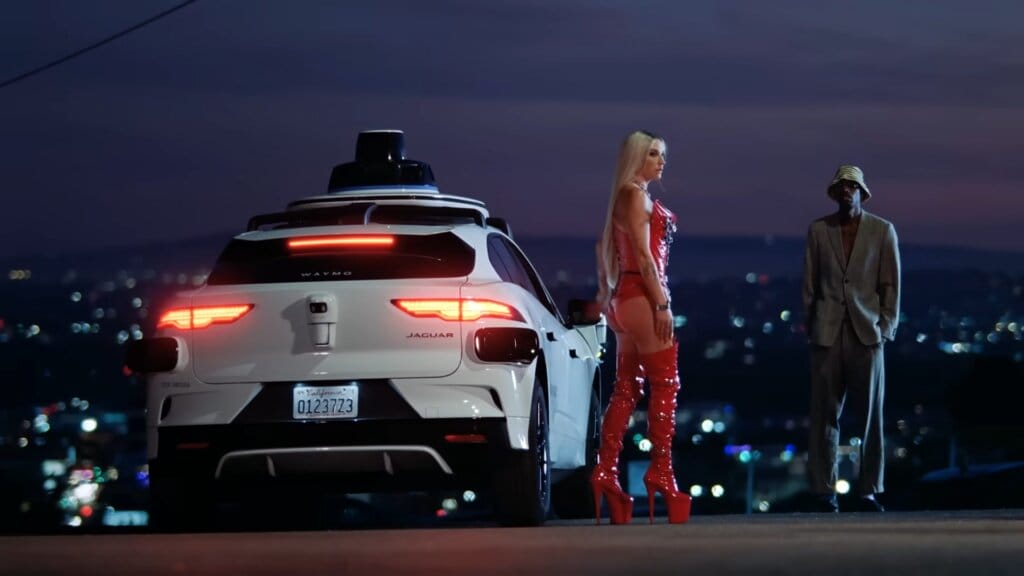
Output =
[{"x1": 2, "y1": 234, "x2": 1022, "y2": 530}]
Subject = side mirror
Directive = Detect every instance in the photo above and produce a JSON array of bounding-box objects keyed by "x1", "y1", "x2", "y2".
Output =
[
  {"x1": 126, "y1": 337, "x2": 180, "y2": 373},
  {"x1": 567, "y1": 299, "x2": 602, "y2": 326}
]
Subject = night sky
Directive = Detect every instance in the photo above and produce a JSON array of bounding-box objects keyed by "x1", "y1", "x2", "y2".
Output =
[{"x1": 3, "y1": 0, "x2": 1023, "y2": 261}]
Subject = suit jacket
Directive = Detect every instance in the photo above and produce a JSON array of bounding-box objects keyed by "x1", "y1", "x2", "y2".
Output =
[{"x1": 802, "y1": 211, "x2": 901, "y2": 347}]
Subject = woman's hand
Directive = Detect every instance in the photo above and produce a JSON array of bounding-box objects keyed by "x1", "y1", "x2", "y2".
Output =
[
  {"x1": 595, "y1": 287, "x2": 610, "y2": 310},
  {"x1": 654, "y1": 307, "x2": 674, "y2": 344}
]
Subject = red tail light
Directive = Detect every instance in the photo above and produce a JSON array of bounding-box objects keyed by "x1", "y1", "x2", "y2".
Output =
[
  {"x1": 288, "y1": 235, "x2": 395, "y2": 250},
  {"x1": 392, "y1": 299, "x2": 523, "y2": 322},
  {"x1": 444, "y1": 434, "x2": 487, "y2": 444},
  {"x1": 157, "y1": 305, "x2": 254, "y2": 330}
]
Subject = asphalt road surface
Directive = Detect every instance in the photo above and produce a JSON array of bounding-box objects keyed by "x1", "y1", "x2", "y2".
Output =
[{"x1": 2, "y1": 510, "x2": 1021, "y2": 576}]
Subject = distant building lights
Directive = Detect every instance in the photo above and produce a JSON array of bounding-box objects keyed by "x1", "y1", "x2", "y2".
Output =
[
  {"x1": 441, "y1": 498, "x2": 458, "y2": 511},
  {"x1": 638, "y1": 438, "x2": 653, "y2": 453},
  {"x1": 916, "y1": 333, "x2": 927, "y2": 343},
  {"x1": 713, "y1": 421, "x2": 726, "y2": 433},
  {"x1": 690, "y1": 485, "x2": 704, "y2": 498},
  {"x1": 70, "y1": 291, "x2": 82, "y2": 302},
  {"x1": 674, "y1": 315, "x2": 687, "y2": 328},
  {"x1": 462, "y1": 490, "x2": 476, "y2": 503},
  {"x1": 1008, "y1": 322, "x2": 1019, "y2": 333},
  {"x1": 745, "y1": 273, "x2": 757, "y2": 284},
  {"x1": 762, "y1": 322, "x2": 774, "y2": 334},
  {"x1": 710, "y1": 485, "x2": 725, "y2": 498},
  {"x1": 72, "y1": 482, "x2": 99, "y2": 504},
  {"x1": 704, "y1": 340, "x2": 727, "y2": 360},
  {"x1": 738, "y1": 450, "x2": 752, "y2": 463},
  {"x1": 780, "y1": 310, "x2": 792, "y2": 322},
  {"x1": 757, "y1": 500, "x2": 770, "y2": 512},
  {"x1": 81, "y1": 418, "x2": 98, "y2": 433},
  {"x1": 780, "y1": 450, "x2": 793, "y2": 463},
  {"x1": 835, "y1": 480, "x2": 851, "y2": 495},
  {"x1": 731, "y1": 316, "x2": 746, "y2": 328},
  {"x1": 700, "y1": 419, "x2": 714, "y2": 433},
  {"x1": 691, "y1": 434, "x2": 703, "y2": 445}
]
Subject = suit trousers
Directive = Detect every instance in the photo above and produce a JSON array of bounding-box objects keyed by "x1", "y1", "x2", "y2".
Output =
[{"x1": 808, "y1": 319, "x2": 886, "y2": 496}]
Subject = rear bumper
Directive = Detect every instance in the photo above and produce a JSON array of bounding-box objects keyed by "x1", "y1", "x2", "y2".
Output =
[{"x1": 152, "y1": 417, "x2": 510, "y2": 493}]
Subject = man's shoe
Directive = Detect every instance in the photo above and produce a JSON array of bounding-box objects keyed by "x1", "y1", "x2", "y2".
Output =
[{"x1": 854, "y1": 495, "x2": 885, "y2": 512}]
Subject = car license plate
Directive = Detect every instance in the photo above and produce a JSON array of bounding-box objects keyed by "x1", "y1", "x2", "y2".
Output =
[{"x1": 292, "y1": 385, "x2": 358, "y2": 419}]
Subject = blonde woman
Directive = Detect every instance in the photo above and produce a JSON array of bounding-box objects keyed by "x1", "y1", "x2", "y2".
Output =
[{"x1": 592, "y1": 130, "x2": 690, "y2": 525}]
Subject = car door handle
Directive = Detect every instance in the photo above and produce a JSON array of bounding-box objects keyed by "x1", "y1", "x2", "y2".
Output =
[
  {"x1": 569, "y1": 348, "x2": 579, "y2": 359},
  {"x1": 546, "y1": 332, "x2": 556, "y2": 342}
]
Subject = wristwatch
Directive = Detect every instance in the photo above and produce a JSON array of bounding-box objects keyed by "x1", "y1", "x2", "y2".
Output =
[{"x1": 655, "y1": 302, "x2": 670, "y2": 312}]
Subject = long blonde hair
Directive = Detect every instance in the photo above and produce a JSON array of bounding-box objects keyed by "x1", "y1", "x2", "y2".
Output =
[{"x1": 599, "y1": 130, "x2": 664, "y2": 291}]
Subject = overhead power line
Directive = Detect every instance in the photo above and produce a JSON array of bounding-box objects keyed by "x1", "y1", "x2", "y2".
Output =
[{"x1": 0, "y1": 0, "x2": 200, "y2": 91}]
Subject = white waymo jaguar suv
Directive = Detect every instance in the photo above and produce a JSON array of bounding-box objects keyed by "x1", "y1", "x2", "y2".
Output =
[{"x1": 128, "y1": 131, "x2": 606, "y2": 528}]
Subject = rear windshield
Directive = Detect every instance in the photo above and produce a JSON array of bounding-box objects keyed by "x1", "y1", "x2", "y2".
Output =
[{"x1": 207, "y1": 232, "x2": 474, "y2": 285}]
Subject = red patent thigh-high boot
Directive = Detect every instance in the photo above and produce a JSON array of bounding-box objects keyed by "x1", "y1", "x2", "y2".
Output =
[
  {"x1": 590, "y1": 345, "x2": 643, "y2": 524},
  {"x1": 641, "y1": 343, "x2": 691, "y2": 524}
]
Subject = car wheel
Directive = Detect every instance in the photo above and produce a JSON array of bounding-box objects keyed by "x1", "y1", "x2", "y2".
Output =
[
  {"x1": 552, "y1": 386, "x2": 599, "y2": 519},
  {"x1": 494, "y1": 385, "x2": 551, "y2": 526},
  {"x1": 149, "y1": 475, "x2": 215, "y2": 532}
]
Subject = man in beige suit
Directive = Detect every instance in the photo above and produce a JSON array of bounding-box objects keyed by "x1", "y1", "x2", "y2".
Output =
[{"x1": 802, "y1": 165, "x2": 901, "y2": 512}]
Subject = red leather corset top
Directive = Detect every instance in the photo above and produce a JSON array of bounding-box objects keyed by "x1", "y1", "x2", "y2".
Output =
[{"x1": 612, "y1": 198, "x2": 677, "y2": 297}]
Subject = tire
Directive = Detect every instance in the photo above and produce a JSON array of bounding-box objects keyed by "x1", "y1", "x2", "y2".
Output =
[
  {"x1": 149, "y1": 475, "x2": 215, "y2": 532},
  {"x1": 494, "y1": 385, "x2": 551, "y2": 526},
  {"x1": 552, "y1": 386, "x2": 599, "y2": 519}
]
